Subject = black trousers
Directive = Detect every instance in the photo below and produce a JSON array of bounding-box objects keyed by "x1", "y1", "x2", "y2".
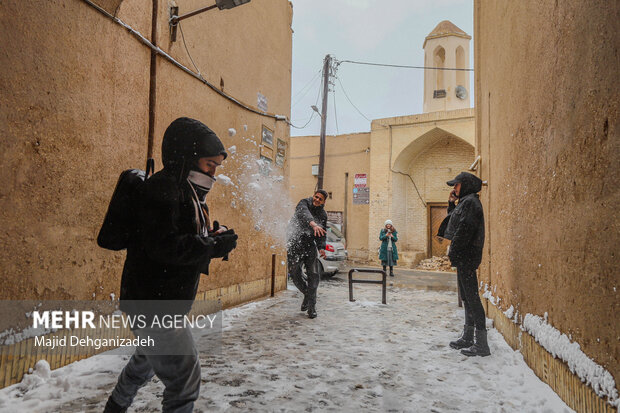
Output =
[
  {"x1": 287, "y1": 246, "x2": 320, "y2": 308},
  {"x1": 457, "y1": 266, "x2": 486, "y2": 330}
]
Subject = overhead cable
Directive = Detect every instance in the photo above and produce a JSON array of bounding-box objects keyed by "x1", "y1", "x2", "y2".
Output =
[
  {"x1": 291, "y1": 68, "x2": 322, "y2": 108},
  {"x1": 336, "y1": 77, "x2": 372, "y2": 122},
  {"x1": 80, "y1": 0, "x2": 289, "y2": 123},
  {"x1": 337, "y1": 59, "x2": 473, "y2": 71}
]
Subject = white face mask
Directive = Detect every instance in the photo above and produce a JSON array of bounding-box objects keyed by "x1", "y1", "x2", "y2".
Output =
[{"x1": 187, "y1": 170, "x2": 216, "y2": 197}]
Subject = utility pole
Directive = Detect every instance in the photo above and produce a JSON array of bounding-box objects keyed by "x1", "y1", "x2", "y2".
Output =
[{"x1": 317, "y1": 54, "x2": 331, "y2": 190}]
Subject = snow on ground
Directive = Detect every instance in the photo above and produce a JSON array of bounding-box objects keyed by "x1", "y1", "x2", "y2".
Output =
[{"x1": 0, "y1": 280, "x2": 573, "y2": 412}]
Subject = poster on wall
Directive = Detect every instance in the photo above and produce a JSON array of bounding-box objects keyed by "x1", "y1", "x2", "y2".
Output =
[
  {"x1": 257, "y1": 92, "x2": 268, "y2": 112},
  {"x1": 276, "y1": 139, "x2": 286, "y2": 167},
  {"x1": 326, "y1": 211, "x2": 343, "y2": 226},
  {"x1": 260, "y1": 146, "x2": 273, "y2": 160},
  {"x1": 354, "y1": 173, "x2": 367, "y2": 188},
  {"x1": 353, "y1": 187, "x2": 370, "y2": 204},
  {"x1": 259, "y1": 155, "x2": 272, "y2": 176},
  {"x1": 261, "y1": 125, "x2": 273, "y2": 147}
]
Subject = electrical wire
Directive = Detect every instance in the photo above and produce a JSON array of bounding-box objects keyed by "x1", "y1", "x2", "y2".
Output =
[
  {"x1": 289, "y1": 69, "x2": 325, "y2": 129},
  {"x1": 336, "y1": 77, "x2": 371, "y2": 122},
  {"x1": 289, "y1": 111, "x2": 317, "y2": 129},
  {"x1": 291, "y1": 68, "x2": 322, "y2": 108},
  {"x1": 80, "y1": 0, "x2": 288, "y2": 122},
  {"x1": 337, "y1": 59, "x2": 473, "y2": 71},
  {"x1": 178, "y1": 22, "x2": 201, "y2": 76},
  {"x1": 332, "y1": 86, "x2": 339, "y2": 135}
]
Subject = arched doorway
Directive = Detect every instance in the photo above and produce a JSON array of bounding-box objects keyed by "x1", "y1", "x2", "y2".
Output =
[{"x1": 391, "y1": 128, "x2": 474, "y2": 259}]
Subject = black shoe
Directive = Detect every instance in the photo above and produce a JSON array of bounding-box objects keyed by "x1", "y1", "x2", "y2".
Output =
[
  {"x1": 389, "y1": 272, "x2": 394, "y2": 277},
  {"x1": 301, "y1": 296, "x2": 308, "y2": 312},
  {"x1": 307, "y1": 307, "x2": 317, "y2": 319},
  {"x1": 461, "y1": 329, "x2": 491, "y2": 357},
  {"x1": 449, "y1": 325, "x2": 474, "y2": 349},
  {"x1": 103, "y1": 397, "x2": 127, "y2": 413}
]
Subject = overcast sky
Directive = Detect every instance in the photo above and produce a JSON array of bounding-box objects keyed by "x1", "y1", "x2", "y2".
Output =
[{"x1": 289, "y1": 0, "x2": 474, "y2": 137}]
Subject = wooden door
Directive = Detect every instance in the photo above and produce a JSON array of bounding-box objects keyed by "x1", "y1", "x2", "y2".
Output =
[{"x1": 428, "y1": 203, "x2": 450, "y2": 257}]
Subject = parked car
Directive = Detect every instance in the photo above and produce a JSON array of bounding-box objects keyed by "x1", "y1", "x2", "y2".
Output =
[
  {"x1": 295, "y1": 223, "x2": 347, "y2": 281},
  {"x1": 317, "y1": 223, "x2": 347, "y2": 278}
]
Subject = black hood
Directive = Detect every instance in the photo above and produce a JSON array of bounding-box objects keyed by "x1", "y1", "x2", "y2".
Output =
[
  {"x1": 161, "y1": 117, "x2": 227, "y2": 178},
  {"x1": 447, "y1": 172, "x2": 482, "y2": 198}
]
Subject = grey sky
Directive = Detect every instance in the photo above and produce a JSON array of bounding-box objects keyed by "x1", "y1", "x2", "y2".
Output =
[{"x1": 289, "y1": 0, "x2": 474, "y2": 137}]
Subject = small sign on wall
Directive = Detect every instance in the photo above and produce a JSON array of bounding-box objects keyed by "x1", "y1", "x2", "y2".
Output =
[
  {"x1": 257, "y1": 93, "x2": 268, "y2": 112},
  {"x1": 259, "y1": 155, "x2": 272, "y2": 176},
  {"x1": 354, "y1": 173, "x2": 367, "y2": 188},
  {"x1": 353, "y1": 187, "x2": 370, "y2": 204},
  {"x1": 276, "y1": 139, "x2": 286, "y2": 167},
  {"x1": 261, "y1": 125, "x2": 274, "y2": 147},
  {"x1": 327, "y1": 211, "x2": 343, "y2": 226}
]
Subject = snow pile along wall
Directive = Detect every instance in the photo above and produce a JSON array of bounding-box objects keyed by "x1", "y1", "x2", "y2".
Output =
[
  {"x1": 522, "y1": 313, "x2": 619, "y2": 408},
  {"x1": 482, "y1": 283, "x2": 619, "y2": 408}
]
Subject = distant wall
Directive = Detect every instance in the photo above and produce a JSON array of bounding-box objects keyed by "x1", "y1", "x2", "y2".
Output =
[
  {"x1": 0, "y1": 0, "x2": 293, "y2": 300},
  {"x1": 475, "y1": 0, "x2": 619, "y2": 392},
  {"x1": 289, "y1": 134, "x2": 371, "y2": 260},
  {"x1": 368, "y1": 110, "x2": 475, "y2": 265}
]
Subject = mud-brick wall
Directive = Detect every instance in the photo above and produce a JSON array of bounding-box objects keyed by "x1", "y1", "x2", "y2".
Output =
[
  {"x1": 0, "y1": 0, "x2": 293, "y2": 301},
  {"x1": 475, "y1": 0, "x2": 619, "y2": 386}
]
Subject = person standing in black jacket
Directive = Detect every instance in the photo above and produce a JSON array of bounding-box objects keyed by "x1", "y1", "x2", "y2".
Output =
[
  {"x1": 287, "y1": 190, "x2": 328, "y2": 319},
  {"x1": 438, "y1": 171, "x2": 489, "y2": 357},
  {"x1": 104, "y1": 117, "x2": 238, "y2": 413}
]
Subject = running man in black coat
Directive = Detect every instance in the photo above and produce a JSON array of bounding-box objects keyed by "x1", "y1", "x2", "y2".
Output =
[
  {"x1": 287, "y1": 190, "x2": 328, "y2": 319},
  {"x1": 438, "y1": 171, "x2": 490, "y2": 357},
  {"x1": 104, "y1": 117, "x2": 238, "y2": 413}
]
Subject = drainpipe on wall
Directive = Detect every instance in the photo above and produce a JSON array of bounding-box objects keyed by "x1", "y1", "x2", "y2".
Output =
[{"x1": 146, "y1": 0, "x2": 158, "y2": 176}]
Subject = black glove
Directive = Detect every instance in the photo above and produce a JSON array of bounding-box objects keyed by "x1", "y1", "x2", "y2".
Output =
[
  {"x1": 209, "y1": 220, "x2": 228, "y2": 236},
  {"x1": 212, "y1": 230, "x2": 238, "y2": 258}
]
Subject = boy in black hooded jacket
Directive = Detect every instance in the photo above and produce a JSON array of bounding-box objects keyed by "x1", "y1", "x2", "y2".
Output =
[
  {"x1": 104, "y1": 117, "x2": 238, "y2": 413},
  {"x1": 438, "y1": 171, "x2": 490, "y2": 357}
]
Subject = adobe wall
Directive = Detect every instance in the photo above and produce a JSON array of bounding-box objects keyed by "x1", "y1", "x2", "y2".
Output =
[
  {"x1": 289, "y1": 133, "x2": 371, "y2": 260},
  {"x1": 0, "y1": 0, "x2": 293, "y2": 300},
  {"x1": 475, "y1": 0, "x2": 619, "y2": 385}
]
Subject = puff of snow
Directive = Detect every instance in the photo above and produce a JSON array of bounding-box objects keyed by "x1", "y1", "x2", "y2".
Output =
[
  {"x1": 216, "y1": 174, "x2": 233, "y2": 186},
  {"x1": 228, "y1": 128, "x2": 236, "y2": 137}
]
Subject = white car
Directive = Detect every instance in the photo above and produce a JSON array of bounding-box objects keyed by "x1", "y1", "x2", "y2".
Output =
[{"x1": 318, "y1": 224, "x2": 347, "y2": 277}]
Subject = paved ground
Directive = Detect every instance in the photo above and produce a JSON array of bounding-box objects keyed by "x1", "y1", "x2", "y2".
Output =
[{"x1": 0, "y1": 274, "x2": 572, "y2": 413}]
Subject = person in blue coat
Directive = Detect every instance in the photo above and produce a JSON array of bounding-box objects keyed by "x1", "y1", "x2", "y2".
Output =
[{"x1": 379, "y1": 220, "x2": 398, "y2": 277}]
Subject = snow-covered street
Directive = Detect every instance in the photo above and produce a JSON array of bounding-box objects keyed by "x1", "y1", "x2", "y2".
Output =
[{"x1": 0, "y1": 278, "x2": 573, "y2": 412}]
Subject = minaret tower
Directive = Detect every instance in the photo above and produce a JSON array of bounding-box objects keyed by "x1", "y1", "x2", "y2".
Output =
[{"x1": 423, "y1": 20, "x2": 471, "y2": 113}]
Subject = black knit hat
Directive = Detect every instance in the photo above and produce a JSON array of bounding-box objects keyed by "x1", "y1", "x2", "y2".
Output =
[{"x1": 162, "y1": 117, "x2": 227, "y2": 174}]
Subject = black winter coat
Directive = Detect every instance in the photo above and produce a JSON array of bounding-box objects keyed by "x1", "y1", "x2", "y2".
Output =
[
  {"x1": 438, "y1": 174, "x2": 485, "y2": 269},
  {"x1": 119, "y1": 118, "x2": 227, "y2": 315},
  {"x1": 287, "y1": 197, "x2": 327, "y2": 253},
  {"x1": 120, "y1": 170, "x2": 213, "y2": 307}
]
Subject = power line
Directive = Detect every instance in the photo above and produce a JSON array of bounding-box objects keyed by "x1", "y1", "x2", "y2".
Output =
[
  {"x1": 337, "y1": 59, "x2": 473, "y2": 71},
  {"x1": 289, "y1": 68, "x2": 325, "y2": 129},
  {"x1": 289, "y1": 111, "x2": 317, "y2": 129},
  {"x1": 178, "y1": 23, "x2": 201, "y2": 76},
  {"x1": 336, "y1": 77, "x2": 371, "y2": 122},
  {"x1": 332, "y1": 86, "x2": 339, "y2": 135},
  {"x1": 291, "y1": 69, "x2": 322, "y2": 108},
  {"x1": 80, "y1": 0, "x2": 289, "y2": 123}
]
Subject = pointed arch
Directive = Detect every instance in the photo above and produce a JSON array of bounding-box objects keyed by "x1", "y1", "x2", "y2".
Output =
[{"x1": 433, "y1": 46, "x2": 446, "y2": 91}]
